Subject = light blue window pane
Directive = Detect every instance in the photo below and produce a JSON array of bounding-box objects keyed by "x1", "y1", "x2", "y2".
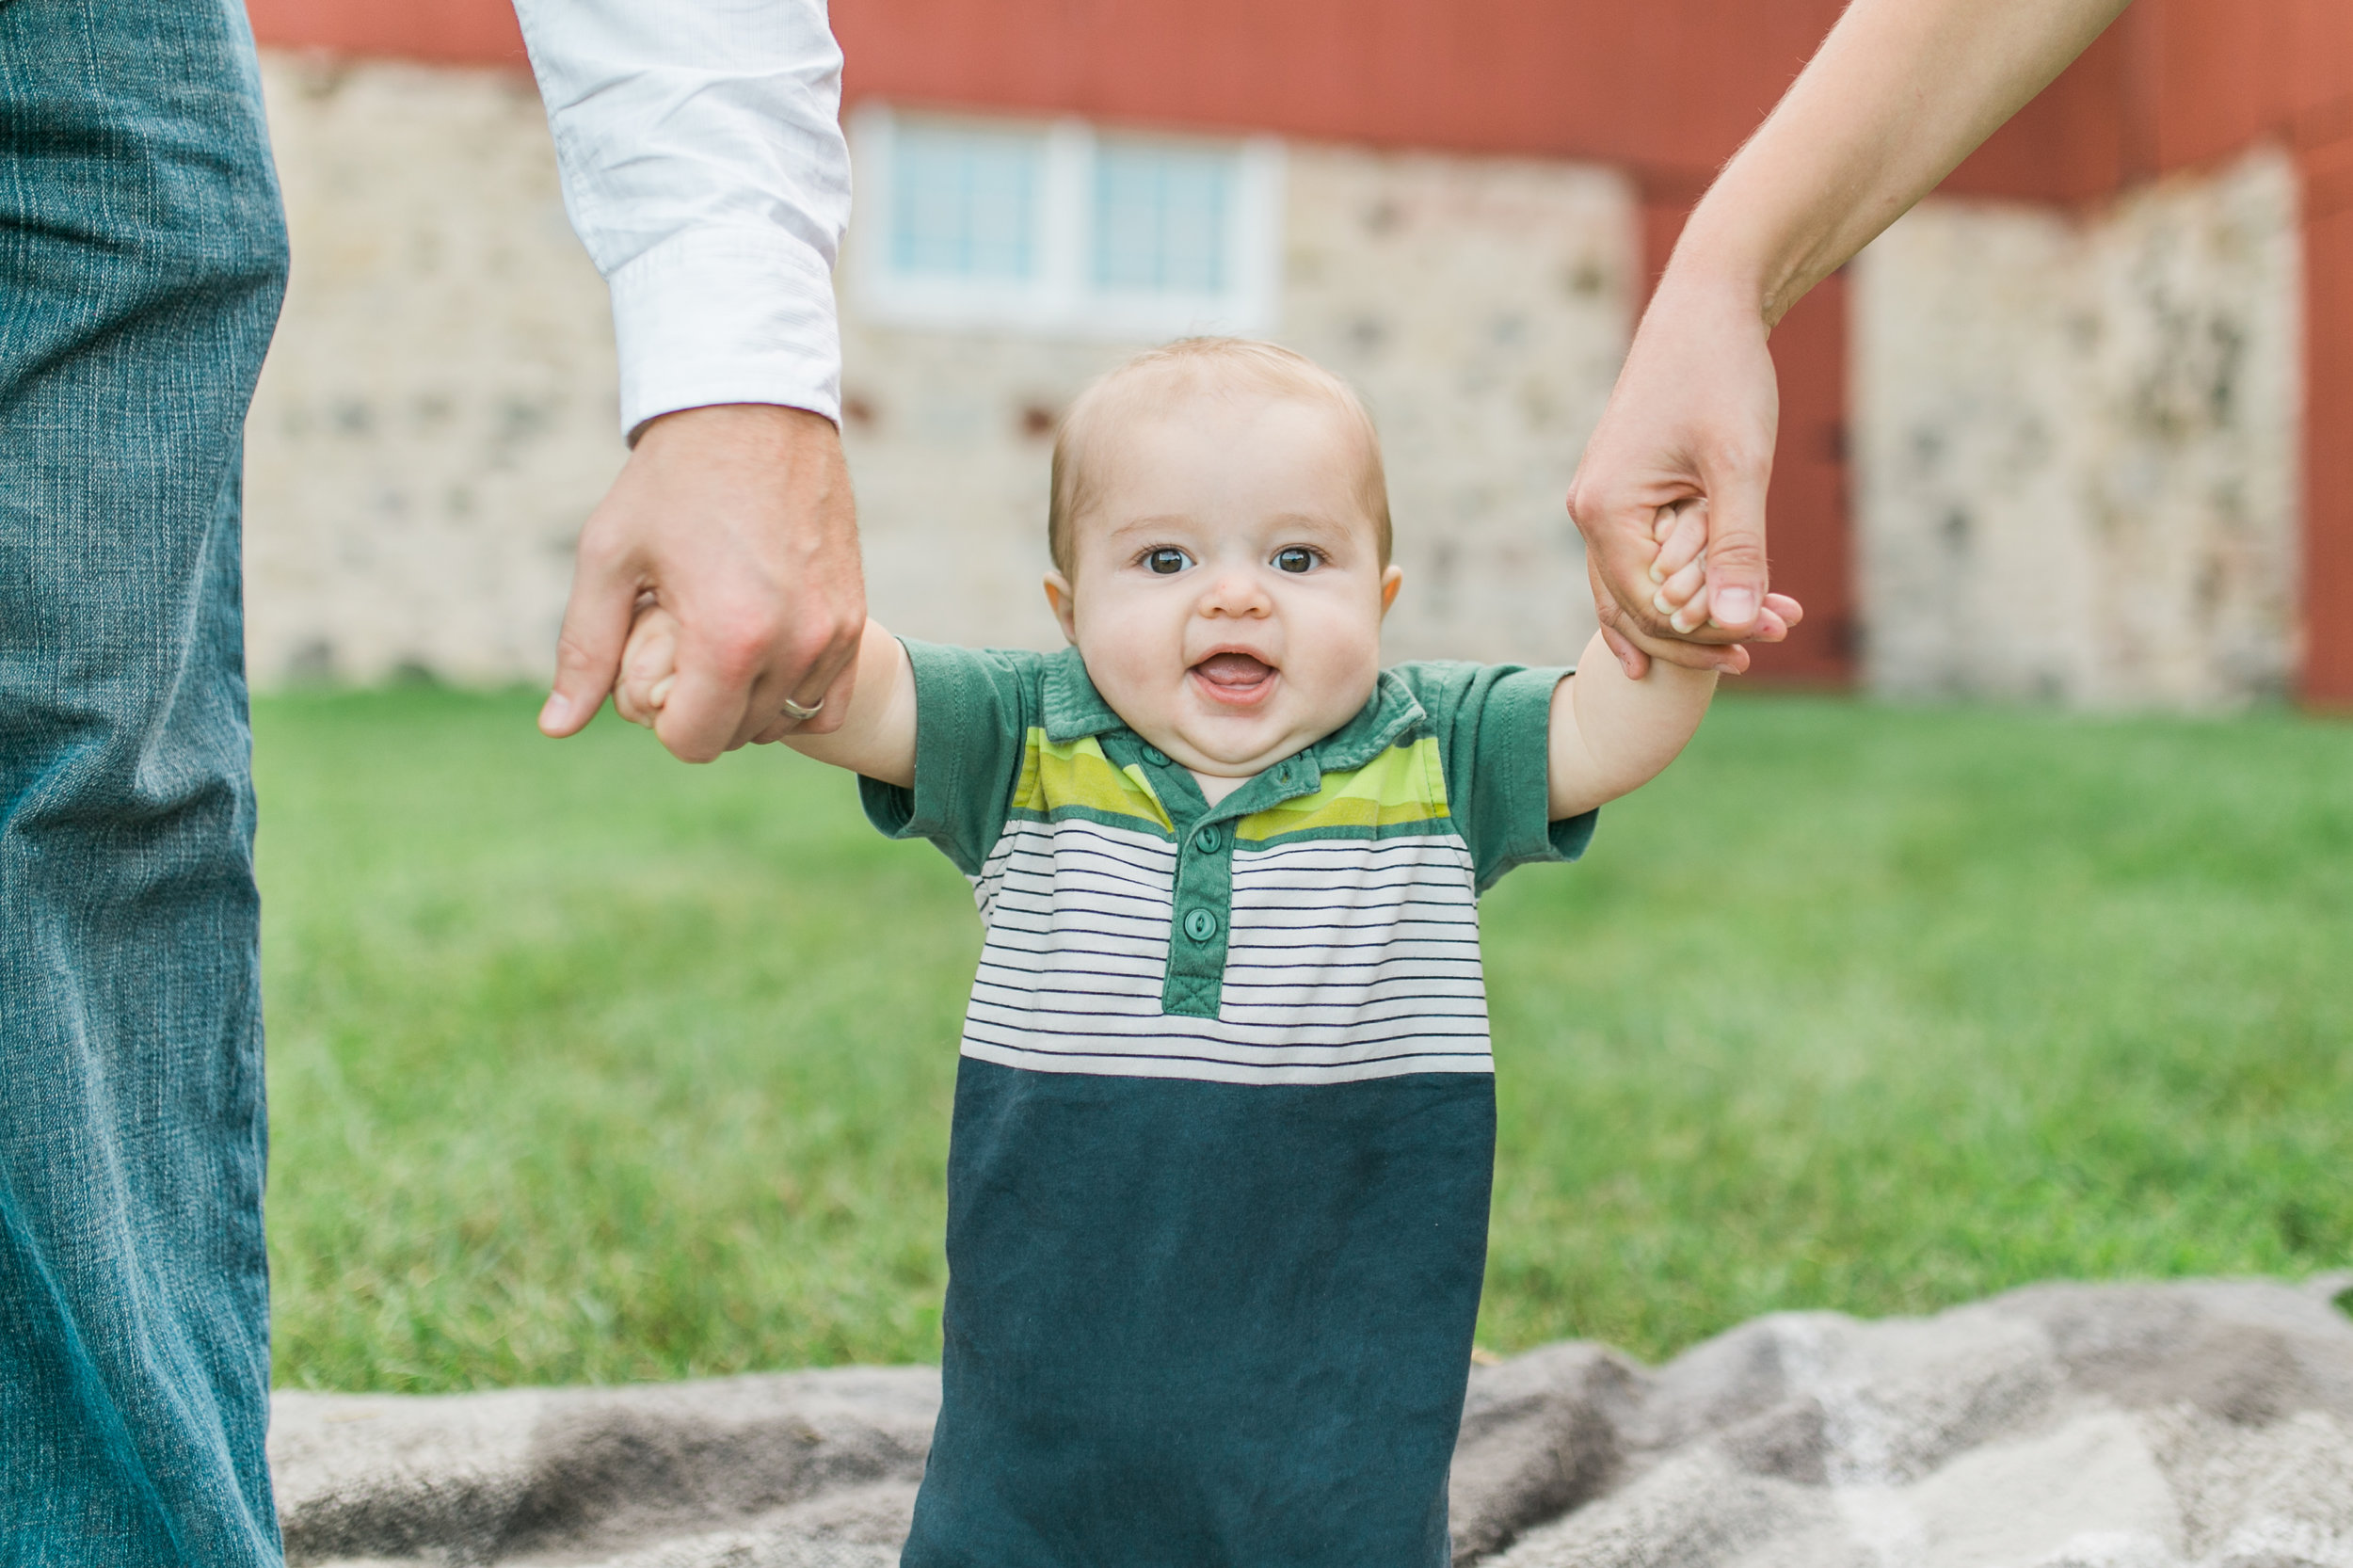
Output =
[
  {"x1": 1093, "y1": 140, "x2": 1234, "y2": 294},
  {"x1": 890, "y1": 123, "x2": 1046, "y2": 281}
]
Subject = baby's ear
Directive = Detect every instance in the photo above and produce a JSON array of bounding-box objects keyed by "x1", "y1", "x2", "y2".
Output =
[
  {"x1": 1043, "y1": 571, "x2": 1080, "y2": 646},
  {"x1": 1379, "y1": 564, "x2": 1404, "y2": 616}
]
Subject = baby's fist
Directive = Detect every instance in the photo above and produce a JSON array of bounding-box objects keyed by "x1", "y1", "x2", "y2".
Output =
[{"x1": 614, "y1": 600, "x2": 681, "y2": 729}]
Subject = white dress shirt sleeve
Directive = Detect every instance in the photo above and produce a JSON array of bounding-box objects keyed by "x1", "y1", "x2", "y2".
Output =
[{"x1": 513, "y1": 0, "x2": 852, "y2": 438}]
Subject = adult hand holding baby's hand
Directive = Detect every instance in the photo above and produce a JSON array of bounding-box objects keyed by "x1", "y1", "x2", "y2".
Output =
[
  {"x1": 612, "y1": 599, "x2": 682, "y2": 730},
  {"x1": 1569, "y1": 274, "x2": 1803, "y2": 680},
  {"x1": 1582, "y1": 496, "x2": 1805, "y2": 680},
  {"x1": 538, "y1": 404, "x2": 865, "y2": 761},
  {"x1": 1642, "y1": 498, "x2": 1804, "y2": 638}
]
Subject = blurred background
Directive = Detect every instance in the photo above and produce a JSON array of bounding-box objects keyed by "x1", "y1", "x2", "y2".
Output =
[
  {"x1": 240, "y1": 0, "x2": 2353, "y2": 706},
  {"x1": 232, "y1": 0, "x2": 2353, "y2": 1395}
]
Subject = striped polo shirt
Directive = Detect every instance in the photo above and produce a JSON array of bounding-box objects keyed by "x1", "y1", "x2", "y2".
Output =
[{"x1": 861, "y1": 641, "x2": 1594, "y2": 1568}]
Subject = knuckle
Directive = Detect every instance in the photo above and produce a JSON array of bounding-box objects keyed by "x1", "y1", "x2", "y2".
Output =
[
  {"x1": 1707, "y1": 537, "x2": 1769, "y2": 571},
  {"x1": 706, "y1": 620, "x2": 781, "y2": 681},
  {"x1": 573, "y1": 533, "x2": 632, "y2": 582},
  {"x1": 551, "y1": 632, "x2": 606, "y2": 678},
  {"x1": 789, "y1": 618, "x2": 840, "y2": 666},
  {"x1": 1702, "y1": 437, "x2": 1772, "y2": 484}
]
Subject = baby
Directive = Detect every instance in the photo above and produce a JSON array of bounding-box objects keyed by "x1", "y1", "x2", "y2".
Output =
[{"x1": 617, "y1": 339, "x2": 1721, "y2": 1566}]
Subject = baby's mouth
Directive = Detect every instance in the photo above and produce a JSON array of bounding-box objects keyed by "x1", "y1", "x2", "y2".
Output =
[{"x1": 1190, "y1": 651, "x2": 1279, "y2": 706}]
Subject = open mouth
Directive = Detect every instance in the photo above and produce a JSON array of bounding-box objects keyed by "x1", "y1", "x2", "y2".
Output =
[{"x1": 1189, "y1": 650, "x2": 1279, "y2": 706}]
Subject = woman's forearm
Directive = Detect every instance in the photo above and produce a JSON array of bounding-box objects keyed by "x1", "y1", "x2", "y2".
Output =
[{"x1": 1671, "y1": 0, "x2": 2134, "y2": 328}]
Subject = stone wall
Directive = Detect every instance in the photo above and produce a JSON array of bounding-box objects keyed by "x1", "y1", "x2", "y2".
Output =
[
  {"x1": 1852, "y1": 147, "x2": 2302, "y2": 708},
  {"x1": 245, "y1": 53, "x2": 1630, "y2": 690},
  {"x1": 246, "y1": 54, "x2": 622, "y2": 689}
]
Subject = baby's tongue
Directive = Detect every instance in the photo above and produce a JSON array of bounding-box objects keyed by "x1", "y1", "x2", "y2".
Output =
[{"x1": 1195, "y1": 652, "x2": 1275, "y2": 687}]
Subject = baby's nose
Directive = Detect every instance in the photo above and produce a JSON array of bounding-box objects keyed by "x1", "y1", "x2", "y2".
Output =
[{"x1": 1199, "y1": 568, "x2": 1272, "y2": 613}]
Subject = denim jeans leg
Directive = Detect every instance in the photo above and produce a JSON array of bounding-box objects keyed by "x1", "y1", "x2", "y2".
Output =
[{"x1": 0, "y1": 1, "x2": 289, "y2": 1562}]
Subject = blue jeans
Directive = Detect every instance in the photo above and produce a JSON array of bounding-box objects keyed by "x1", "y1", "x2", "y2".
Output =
[{"x1": 0, "y1": 1, "x2": 287, "y2": 1561}]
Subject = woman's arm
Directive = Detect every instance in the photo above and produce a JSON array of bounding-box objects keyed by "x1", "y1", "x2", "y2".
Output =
[{"x1": 1569, "y1": 0, "x2": 2135, "y2": 674}]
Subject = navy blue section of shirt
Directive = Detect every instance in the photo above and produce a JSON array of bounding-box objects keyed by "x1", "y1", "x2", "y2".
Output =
[{"x1": 900, "y1": 1060, "x2": 1496, "y2": 1568}]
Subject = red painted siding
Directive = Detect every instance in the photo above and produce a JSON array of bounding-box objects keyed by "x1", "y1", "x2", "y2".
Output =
[
  {"x1": 1753, "y1": 273, "x2": 1853, "y2": 684},
  {"x1": 2303, "y1": 141, "x2": 2353, "y2": 707},
  {"x1": 828, "y1": 0, "x2": 2145, "y2": 207},
  {"x1": 832, "y1": 0, "x2": 1847, "y2": 188},
  {"x1": 244, "y1": 0, "x2": 2118, "y2": 202},
  {"x1": 246, "y1": 0, "x2": 524, "y2": 64}
]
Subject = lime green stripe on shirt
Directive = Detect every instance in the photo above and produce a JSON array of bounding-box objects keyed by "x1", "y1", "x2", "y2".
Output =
[
  {"x1": 1009, "y1": 729, "x2": 1176, "y2": 834},
  {"x1": 1235, "y1": 737, "x2": 1450, "y2": 843}
]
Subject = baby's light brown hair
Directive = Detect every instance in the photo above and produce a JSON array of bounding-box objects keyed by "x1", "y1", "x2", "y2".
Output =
[{"x1": 1048, "y1": 338, "x2": 1392, "y2": 575}]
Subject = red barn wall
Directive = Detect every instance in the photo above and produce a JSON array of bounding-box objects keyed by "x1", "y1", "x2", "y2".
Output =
[{"x1": 246, "y1": 0, "x2": 525, "y2": 65}]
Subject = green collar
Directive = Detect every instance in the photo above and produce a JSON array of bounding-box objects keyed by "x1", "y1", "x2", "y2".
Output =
[
  {"x1": 1039, "y1": 645, "x2": 1429, "y2": 780},
  {"x1": 1040, "y1": 645, "x2": 1124, "y2": 743}
]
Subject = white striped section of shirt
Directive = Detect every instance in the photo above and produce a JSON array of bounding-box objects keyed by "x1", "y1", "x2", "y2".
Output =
[{"x1": 964, "y1": 817, "x2": 1492, "y2": 1086}]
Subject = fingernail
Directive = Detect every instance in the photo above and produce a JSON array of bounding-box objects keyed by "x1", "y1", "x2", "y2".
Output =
[
  {"x1": 649, "y1": 675, "x2": 675, "y2": 709},
  {"x1": 538, "y1": 691, "x2": 567, "y2": 728},
  {"x1": 1713, "y1": 587, "x2": 1756, "y2": 623},
  {"x1": 1670, "y1": 610, "x2": 1696, "y2": 633},
  {"x1": 1652, "y1": 591, "x2": 1673, "y2": 616},
  {"x1": 1648, "y1": 564, "x2": 1666, "y2": 584}
]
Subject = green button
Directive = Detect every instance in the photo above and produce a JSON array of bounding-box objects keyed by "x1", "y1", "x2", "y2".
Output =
[
  {"x1": 1182, "y1": 907, "x2": 1217, "y2": 942},
  {"x1": 1143, "y1": 744, "x2": 1171, "y2": 766},
  {"x1": 1193, "y1": 825, "x2": 1222, "y2": 854}
]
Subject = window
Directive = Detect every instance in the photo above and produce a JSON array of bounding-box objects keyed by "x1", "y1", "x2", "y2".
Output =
[
  {"x1": 851, "y1": 105, "x2": 1283, "y2": 338},
  {"x1": 888, "y1": 120, "x2": 1045, "y2": 283},
  {"x1": 1093, "y1": 141, "x2": 1234, "y2": 294}
]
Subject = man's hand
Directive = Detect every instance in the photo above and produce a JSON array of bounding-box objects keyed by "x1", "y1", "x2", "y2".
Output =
[{"x1": 537, "y1": 404, "x2": 865, "y2": 762}]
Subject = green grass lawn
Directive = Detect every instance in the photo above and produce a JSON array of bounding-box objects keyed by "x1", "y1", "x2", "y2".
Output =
[{"x1": 254, "y1": 686, "x2": 2353, "y2": 1392}]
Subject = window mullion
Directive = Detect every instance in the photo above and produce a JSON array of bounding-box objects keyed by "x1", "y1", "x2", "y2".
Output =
[
  {"x1": 1041, "y1": 119, "x2": 1095, "y2": 330},
  {"x1": 1232, "y1": 137, "x2": 1287, "y2": 335}
]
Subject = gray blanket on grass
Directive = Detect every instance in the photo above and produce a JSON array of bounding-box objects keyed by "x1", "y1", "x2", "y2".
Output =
[{"x1": 274, "y1": 1275, "x2": 2353, "y2": 1568}]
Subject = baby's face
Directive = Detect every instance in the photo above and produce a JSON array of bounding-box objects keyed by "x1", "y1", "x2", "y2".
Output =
[{"x1": 1046, "y1": 393, "x2": 1402, "y2": 781}]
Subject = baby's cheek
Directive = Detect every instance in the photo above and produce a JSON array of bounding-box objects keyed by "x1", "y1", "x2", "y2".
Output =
[
  {"x1": 1302, "y1": 617, "x2": 1384, "y2": 720},
  {"x1": 1071, "y1": 626, "x2": 1171, "y2": 717}
]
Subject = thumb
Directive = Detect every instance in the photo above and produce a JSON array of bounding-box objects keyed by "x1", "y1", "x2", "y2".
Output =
[
  {"x1": 539, "y1": 563, "x2": 633, "y2": 738},
  {"x1": 1699, "y1": 452, "x2": 1772, "y2": 636}
]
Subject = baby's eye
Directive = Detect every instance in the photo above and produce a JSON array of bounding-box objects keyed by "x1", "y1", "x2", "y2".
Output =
[
  {"x1": 1144, "y1": 547, "x2": 1193, "y2": 575},
  {"x1": 1273, "y1": 546, "x2": 1319, "y2": 574}
]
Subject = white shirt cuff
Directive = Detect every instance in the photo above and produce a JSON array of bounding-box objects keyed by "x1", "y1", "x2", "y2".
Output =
[{"x1": 607, "y1": 227, "x2": 842, "y2": 439}]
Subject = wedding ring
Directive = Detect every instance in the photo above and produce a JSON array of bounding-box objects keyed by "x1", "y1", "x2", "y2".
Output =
[{"x1": 779, "y1": 695, "x2": 824, "y2": 722}]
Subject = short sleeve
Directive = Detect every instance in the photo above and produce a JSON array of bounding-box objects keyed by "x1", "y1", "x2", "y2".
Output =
[
  {"x1": 1389, "y1": 661, "x2": 1597, "y2": 894},
  {"x1": 857, "y1": 641, "x2": 1042, "y2": 876}
]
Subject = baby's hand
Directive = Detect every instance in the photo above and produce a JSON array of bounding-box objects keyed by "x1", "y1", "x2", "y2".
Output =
[
  {"x1": 613, "y1": 598, "x2": 682, "y2": 729},
  {"x1": 1637, "y1": 499, "x2": 1807, "y2": 645},
  {"x1": 1646, "y1": 500, "x2": 1713, "y2": 635}
]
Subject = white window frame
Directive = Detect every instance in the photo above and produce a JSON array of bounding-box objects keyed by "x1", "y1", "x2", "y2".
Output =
[{"x1": 849, "y1": 103, "x2": 1285, "y2": 339}]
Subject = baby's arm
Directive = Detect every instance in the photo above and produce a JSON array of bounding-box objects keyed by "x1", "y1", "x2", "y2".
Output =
[
  {"x1": 616, "y1": 607, "x2": 916, "y2": 786},
  {"x1": 1547, "y1": 630, "x2": 1716, "y2": 820}
]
